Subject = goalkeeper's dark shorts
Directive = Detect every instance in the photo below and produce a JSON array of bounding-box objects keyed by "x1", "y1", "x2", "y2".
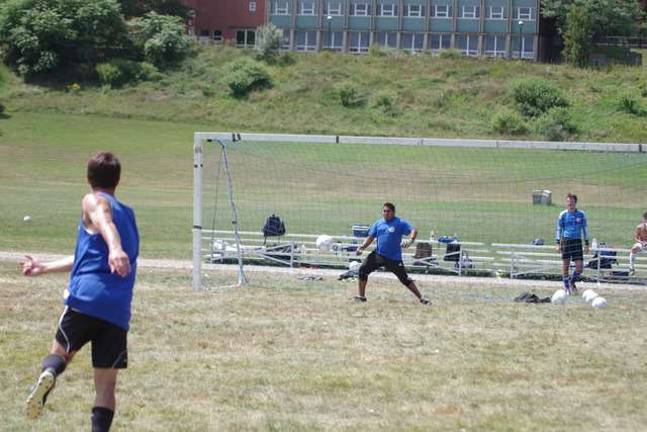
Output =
[
  {"x1": 561, "y1": 238, "x2": 583, "y2": 261},
  {"x1": 359, "y1": 251, "x2": 413, "y2": 286}
]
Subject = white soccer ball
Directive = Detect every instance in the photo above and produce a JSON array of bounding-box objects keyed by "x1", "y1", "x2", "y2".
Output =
[
  {"x1": 23, "y1": 215, "x2": 31, "y2": 222},
  {"x1": 582, "y1": 289, "x2": 598, "y2": 303},
  {"x1": 592, "y1": 296, "x2": 608, "y2": 309},
  {"x1": 315, "y1": 234, "x2": 334, "y2": 252},
  {"x1": 551, "y1": 289, "x2": 567, "y2": 305},
  {"x1": 348, "y1": 261, "x2": 361, "y2": 272}
]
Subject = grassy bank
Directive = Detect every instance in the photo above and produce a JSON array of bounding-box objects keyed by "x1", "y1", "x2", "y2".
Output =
[{"x1": 1, "y1": 45, "x2": 646, "y2": 143}]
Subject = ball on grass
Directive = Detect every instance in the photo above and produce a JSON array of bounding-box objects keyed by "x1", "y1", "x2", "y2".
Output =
[
  {"x1": 592, "y1": 296, "x2": 608, "y2": 309},
  {"x1": 551, "y1": 289, "x2": 567, "y2": 305},
  {"x1": 23, "y1": 215, "x2": 31, "y2": 222},
  {"x1": 348, "y1": 261, "x2": 361, "y2": 272}
]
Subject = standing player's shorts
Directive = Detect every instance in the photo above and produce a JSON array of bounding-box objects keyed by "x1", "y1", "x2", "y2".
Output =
[
  {"x1": 359, "y1": 251, "x2": 413, "y2": 286},
  {"x1": 561, "y1": 238, "x2": 583, "y2": 261},
  {"x1": 55, "y1": 308, "x2": 128, "y2": 369},
  {"x1": 632, "y1": 242, "x2": 646, "y2": 252}
]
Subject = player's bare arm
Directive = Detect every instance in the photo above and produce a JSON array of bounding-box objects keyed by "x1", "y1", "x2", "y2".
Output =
[
  {"x1": 402, "y1": 228, "x2": 417, "y2": 249},
  {"x1": 21, "y1": 255, "x2": 74, "y2": 277},
  {"x1": 83, "y1": 193, "x2": 131, "y2": 277},
  {"x1": 356, "y1": 235, "x2": 375, "y2": 255}
]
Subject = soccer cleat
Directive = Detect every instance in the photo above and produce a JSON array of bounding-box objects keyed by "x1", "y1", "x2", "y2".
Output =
[
  {"x1": 420, "y1": 296, "x2": 431, "y2": 306},
  {"x1": 570, "y1": 284, "x2": 578, "y2": 295},
  {"x1": 26, "y1": 369, "x2": 56, "y2": 419},
  {"x1": 354, "y1": 296, "x2": 367, "y2": 303}
]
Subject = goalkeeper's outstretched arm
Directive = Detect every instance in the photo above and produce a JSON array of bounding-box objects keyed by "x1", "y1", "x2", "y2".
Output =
[{"x1": 356, "y1": 236, "x2": 375, "y2": 255}]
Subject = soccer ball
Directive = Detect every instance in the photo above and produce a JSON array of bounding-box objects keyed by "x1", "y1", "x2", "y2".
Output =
[
  {"x1": 348, "y1": 261, "x2": 361, "y2": 272},
  {"x1": 582, "y1": 289, "x2": 598, "y2": 303},
  {"x1": 551, "y1": 289, "x2": 567, "y2": 305},
  {"x1": 316, "y1": 234, "x2": 334, "y2": 252},
  {"x1": 592, "y1": 296, "x2": 608, "y2": 309}
]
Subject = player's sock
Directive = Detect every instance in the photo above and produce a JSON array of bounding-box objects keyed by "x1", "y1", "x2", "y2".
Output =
[
  {"x1": 562, "y1": 275, "x2": 570, "y2": 292},
  {"x1": 570, "y1": 271, "x2": 581, "y2": 292},
  {"x1": 42, "y1": 354, "x2": 66, "y2": 376},
  {"x1": 91, "y1": 406, "x2": 114, "y2": 432},
  {"x1": 629, "y1": 252, "x2": 636, "y2": 271}
]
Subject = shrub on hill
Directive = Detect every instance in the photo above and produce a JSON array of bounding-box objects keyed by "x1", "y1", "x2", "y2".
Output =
[
  {"x1": 618, "y1": 94, "x2": 647, "y2": 117},
  {"x1": 512, "y1": 78, "x2": 569, "y2": 117},
  {"x1": 534, "y1": 107, "x2": 578, "y2": 141},
  {"x1": 336, "y1": 82, "x2": 366, "y2": 108},
  {"x1": 96, "y1": 58, "x2": 160, "y2": 87},
  {"x1": 491, "y1": 109, "x2": 528, "y2": 135},
  {"x1": 255, "y1": 24, "x2": 282, "y2": 63},
  {"x1": 129, "y1": 12, "x2": 190, "y2": 68},
  {"x1": 221, "y1": 57, "x2": 272, "y2": 98}
]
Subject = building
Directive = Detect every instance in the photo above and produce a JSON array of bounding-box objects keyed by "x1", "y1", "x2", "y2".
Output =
[
  {"x1": 183, "y1": 0, "x2": 266, "y2": 47},
  {"x1": 267, "y1": 0, "x2": 539, "y2": 59}
]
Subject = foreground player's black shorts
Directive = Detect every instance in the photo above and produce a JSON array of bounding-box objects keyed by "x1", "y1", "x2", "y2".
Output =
[
  {"x1": 359, "y1": 251, "x2": 413, "y2": 286},
  {"x1": 55, "y1": 308, "x2": 128, "y2": 369},
  {"x1": 561, "y1": 238, "x2": 583, "y2": 261}
]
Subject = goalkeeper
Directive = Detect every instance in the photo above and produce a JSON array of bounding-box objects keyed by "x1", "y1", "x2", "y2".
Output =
[{"x1": 355, "y1": 202, "x2": 430, "y2": 305}]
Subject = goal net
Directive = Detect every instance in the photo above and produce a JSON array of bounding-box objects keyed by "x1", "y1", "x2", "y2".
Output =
[{"x1": 194, "y1": 132, "x2": 647, "y2": 289}]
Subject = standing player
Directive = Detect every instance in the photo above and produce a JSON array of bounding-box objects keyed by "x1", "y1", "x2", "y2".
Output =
[
  {"x1": 21, "y1": 152, "x2": 139, "y2": 432},
  {"x1": 628, "y1": 211, "x2": 647, "y2": 275},
  {"x1": 355, "y1": 202, "x2": 430, "y2": 305},
  {"x1": 555, "y1": 193, "x2": 589, "y2": 294}
]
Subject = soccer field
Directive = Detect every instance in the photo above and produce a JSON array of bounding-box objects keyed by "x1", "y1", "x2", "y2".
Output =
[{"x1": 2, "y1": 262, "x2": 647, "y2": 431}]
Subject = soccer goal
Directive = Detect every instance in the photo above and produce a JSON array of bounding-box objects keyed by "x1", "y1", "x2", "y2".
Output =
[{"x1": 193, "y1": 132, "x2": 647, "y2": 289}]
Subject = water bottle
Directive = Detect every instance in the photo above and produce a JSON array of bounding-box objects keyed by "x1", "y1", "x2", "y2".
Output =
[
  {"x1": 430, "y1": 230, "x2": 436, "y2": 242},
  {"x1": 592, "y1": 238, "x2": 598, "y2": 250}
]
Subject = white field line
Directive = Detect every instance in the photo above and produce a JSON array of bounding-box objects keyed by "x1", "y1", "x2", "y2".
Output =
[{"x1": 2, "y1": 250, "x2": 644, "y2": 292}]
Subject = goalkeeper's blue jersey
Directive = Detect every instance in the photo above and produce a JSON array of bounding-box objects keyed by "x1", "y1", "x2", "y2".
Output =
[
  {"x1": 66, "y1": 192, "x2": 139, "y2": 330},
  {"x1": 555, "y1": 209, "x2": 589, "y2": 242},
  {"x1": 368, "y1": 216, "x2": 413, "y2": 261}
]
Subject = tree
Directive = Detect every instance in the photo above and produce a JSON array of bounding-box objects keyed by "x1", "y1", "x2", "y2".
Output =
[
  {"x1": 541, "y1": 0, "x2": 641, "y2": 38},
  {"x1": 563, "y1": 4, "x2": 593, "y2": 67},
  {"x1": 0, "y1": 0, "x2": 128, "y2": 76},
  {"x1": 129, "y1": 12, "x2": 190, "y2": 67},
  {"x1": 119, "y1": 0, "x2": 191, "y2": 20},
  {"x1": 255, "y1": 24, "x2": 283, "y2": 63}
]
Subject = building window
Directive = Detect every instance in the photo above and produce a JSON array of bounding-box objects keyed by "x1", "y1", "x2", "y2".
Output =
[
  {"x1": 350, "y1": 3, "x2": 370, "y2": 16},
  {"x1": 378, "y1": 3, "x2": 398, "y2": 17},
  {"x1": 199, "y1": 29, "x2": 210, "y2": 37},
  {"x1": 457, "y1": 34, "x2": 478, "y2": 56},
  {"x1": 375, "y1": 31, "x2": 398, "y2": 48},
  {"x1": 515, "y1": 7, "x2": 534, "y2": 20},
  {"x1": 486, "y1": 6, "x2": 505, "y2": 19},
  {"x1": 405, "y1": 4, "x2": 424, "y2": 17},
  {"x1": 429, "y1": 33, "x2": 451, "y2": 52},
  {"x1": 236, "y1": 29, "x2": 256, "y2": 48},
  {"x1": 273, "y1": 0, "x2": 289, "y2": 15},
  {"x1": 280, "y1": 29, "x2": 291, "y2": 50},
  {"x1": 325, "y1": 2, "x2": 343, "y2": 15},
  {"x1": 484, "y1": 35, "x2": 505, "y2": 57},
  {"x1": 299, "y1": 1, "x2": 315, "y2": 15},
  {"x1": 432, "y1": 5, "x2": 451, "y2": 18},
  {"x1": 348, "y1": 31, "x2": 369, "y2": 53},
  {"x1": 213, "y1": 30, "x2": 223, "y2": 43},
  {"x1": 323, "y1": 31, "x2": 344, "y2": 50},
  {"x1": 460, "y1": 6, "x2": 480, "y2": 19},
  {"x1": 401, "y1": 33, "x2": 424, "y2": 52},
  {"x1": 295, "y1": 30, "x2": 317, "y2": 51},
  {"x1": 512, "y1": 35, "x2": 534, "y2": 58},
  {"x1": 249, "y1": 1, "x2": 256, "y2": 12}
]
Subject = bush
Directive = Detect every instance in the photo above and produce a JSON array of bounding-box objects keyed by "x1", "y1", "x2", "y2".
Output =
[
  {"x1": 336, "y1": 82, "x2": 366, "y2": 108},
  {"x1": 96, "y1": 59, "x2": 160, "y2": 87},
  {"x1": 139, "y1": 62, "x2": 162, "y2": 81},
  {"x1": 512, "y1": 79, "x2": 569, "y2": 117},
  {"x1": 534, "y1": 107, "x2": 578, "y2": 141},
  {"x1": 130, "y1": 12, "x2": 190, "y2": 68},
  {"x1": 368, "y1": 45, "x2": 388, "y2": 57},
  {"x1": 96, "y1": 63, "x2": 123, "y2": 87},
  {"x1": 618, "y1": 94, "x2": 647, "y2": 117},
  {"x1": 221, "y1": 58, "x2": 272, "y2": 97},
  {"x1": 255, "y1": 24, "x2": 282, "y2": 63},
  {"x1": 491, "y1": 109, "x2": 528, "y2": 135},
  {"x1": 439, "y1": 49, "x2": 462, "y2": 60},
  {"x1": 372, "y1": 92, "x2": 398, "y2": 116}
]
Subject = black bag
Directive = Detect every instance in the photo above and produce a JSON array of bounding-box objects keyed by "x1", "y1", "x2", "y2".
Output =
[
  {"x1": 262, "y1": 214, "x2": 286, "y2": 244},
  {"x1": 444, "y1": 243, "x2": 461, "y2": 262},
  {"x1": 414, "y1": 242, "x2": 432, "y2": 259},
  {"x1": 586, "y1": 248, "x2": 618, "y2": 269}
]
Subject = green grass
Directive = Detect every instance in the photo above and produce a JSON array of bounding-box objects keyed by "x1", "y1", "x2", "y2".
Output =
[
  {"x1": 1, "y1": 111, "x2": 646, "y2": 258},
  {"x1": 1, "y1": 45, "x2": 646, "y2": 142},
  {"x1": 2, "y1": 263, "x2": 647, "y2": 431}
]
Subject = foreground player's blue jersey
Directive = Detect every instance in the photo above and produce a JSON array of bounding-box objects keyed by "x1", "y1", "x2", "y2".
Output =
[
  {"x1": 556, "y1": 209, "x2": 589, "y2": 242},
  {"x1": 66, "y1": 192, "x2": 139, "y2": 330},
  {"x1": 368, "y1": 217, "x2": 413, "y2": 261}
]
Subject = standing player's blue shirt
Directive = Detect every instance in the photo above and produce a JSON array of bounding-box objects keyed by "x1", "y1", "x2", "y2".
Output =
[
  {"x1": 368, "y1": 216, "x2": 413, "y2": 261},
  {"x1": 66, "y1": 192, "x2": 139, "y2": 330},
  {"x1": 555, "y1": 209, "x2": 589, "y2": 242}
]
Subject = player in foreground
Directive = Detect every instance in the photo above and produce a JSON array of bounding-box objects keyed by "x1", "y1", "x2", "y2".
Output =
[
  {"x1": 21, "y1": 152, "x2": 139, "y2": 432},
  {"x1": 355, "y1": 202, "x2": 430, "y2": 305},
  {"x1": 555, "y1": 193, "x2": 589, "y2": 295},
  {"x1": 628, "y1": 211, "x2": 647, "y2": 275}
]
